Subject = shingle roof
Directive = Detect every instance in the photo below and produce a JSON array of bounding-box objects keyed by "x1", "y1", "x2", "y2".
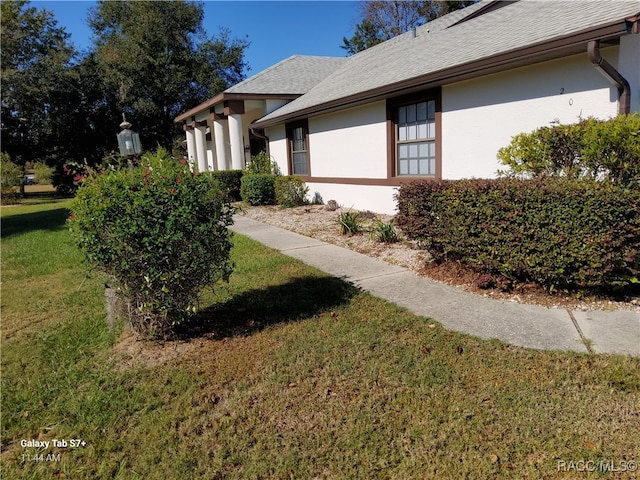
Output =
[
  {"x1": 254, "y1": 0, "x2": 639, "y2": 127},
  {"x1": 175, "y1": 55, "x2": 346, "y2": 122},
  {"x1": 225, "y1": 55, "x2": 348, "y2": 95}
]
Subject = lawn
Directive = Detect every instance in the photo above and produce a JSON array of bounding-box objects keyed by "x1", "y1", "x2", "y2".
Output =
[{"x1": 1, "y1": 200, "x2": 639, "y2": 479}]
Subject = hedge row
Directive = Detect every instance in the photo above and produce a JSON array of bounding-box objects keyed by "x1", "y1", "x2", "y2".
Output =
[
  {"x1": 240, "y1": 174, "x2": 308, "y2": 207},
  {"x1": 395, "y1": 178, "x2": 640, "y2": 291}
]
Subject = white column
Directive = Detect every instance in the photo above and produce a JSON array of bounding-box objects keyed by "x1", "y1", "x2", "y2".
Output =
[
  {"x1": 185, "y1": 128, "x2": 196, "y2": 169},
  {"x1": 206, "y1": 138, "x2": 216, "y2": 171},
  {"x1": 228, "y1": 113, "x2": 244, "y2": 171},
  {"x1": 213, "y1": 119, "x2": 228, "y2": 171},
  {"x1": 194, "y1": 124, "x2": 208, "y2": 172}
]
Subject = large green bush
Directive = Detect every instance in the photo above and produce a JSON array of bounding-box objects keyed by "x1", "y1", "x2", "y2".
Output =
[
  {"x1": 396, "y1": 178, "x2": 640, "y2": 292},
  {"x1": 498, "y1": 114, "x2": 640, "y2": 184},
  {"x1": 240, "y1": 174, "x2": 276, "y2": 206},
  {"x1": 1, "y1": 153, "x2": 22, "y2": 204},
  {"x1": 209, "y1": 169, "x2": 243, "y2": 201},
  {"x1": 275, "y1": 175, "x2": 309, "y2": 207},
  {"x1": 68, "y1": 148, "x2": 235, "y2": 338}
]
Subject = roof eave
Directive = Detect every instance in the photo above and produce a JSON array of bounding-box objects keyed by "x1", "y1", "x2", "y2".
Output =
[
  {"x1": 174, "y1": 92, "x2": 302, "y2": 123},
  {"x1": 252, "y1": 18, "x2": 634, "y2": 129}
]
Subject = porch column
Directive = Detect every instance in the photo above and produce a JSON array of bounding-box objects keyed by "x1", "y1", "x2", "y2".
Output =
[
  {"x1": 228, "y1": 113, "x2": 244, "y2": 171},
  {"x1": 194, "y1": 122, "x2": 208, "y2": 172},
  {"x1": 213, "y1": 118, "x2": 228, "y2": 170},
  {"x1": 225, "y1": 100, "x2": 245, "y2": 171},
  {"x1": 184, "y1": 125, "x2": 196, "y2": 169}
]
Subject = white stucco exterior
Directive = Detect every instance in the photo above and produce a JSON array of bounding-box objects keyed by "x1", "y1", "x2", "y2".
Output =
[
  {"x1": 263, "y1": 44, "x2": 636, "y2": 215},
  {"x1": 441, "y1": 48, "x2": 620, "y2": 179},
  {"x1": 309, "y1": 102, "x2": 388, "y2": 178}
]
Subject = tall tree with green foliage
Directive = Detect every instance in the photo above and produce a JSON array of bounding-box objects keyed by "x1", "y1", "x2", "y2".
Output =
[
  {"x1": 87, "y1": 0, "x2": 249, "y2": 151},
  {"x1": 342, "y1": 0, "x2": 477, "y2": 55},
  {"x1": 1, "y1": 0, "x2": 77, "y2": 172}
]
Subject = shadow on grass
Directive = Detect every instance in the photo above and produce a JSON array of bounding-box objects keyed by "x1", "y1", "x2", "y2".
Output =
[
  {"x1": 1, "y1": 206, "x2": 70, "y2": 239},
  {"x1": 176, "y1": 275, "x2": 360, "y2": 340}
]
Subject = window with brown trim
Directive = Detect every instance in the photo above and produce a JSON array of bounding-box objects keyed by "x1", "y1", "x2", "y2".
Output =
[
  {"x1": 387, "y1": 89, "x2": 441, "y2": 179},
  {"x1": 286, "y1": 120, "x2": 310, "y2": 176}
]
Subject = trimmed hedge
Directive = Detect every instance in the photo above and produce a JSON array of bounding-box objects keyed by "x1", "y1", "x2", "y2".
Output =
[
  {"x1": 498, "y1": 114, "x2": 640, "y2": 184},
  {"x1": 396, "y1": 178, "x2": 640, "y2": 291},
  {"x1": 240, "y1": 174, "x2": 276, "y2": 206},
  {"x1": 275, "y1": 175, "x2": 309, "y2": 207},
  {"x1": 210, "y1": 170, "x2": 243, "y2": 201}
]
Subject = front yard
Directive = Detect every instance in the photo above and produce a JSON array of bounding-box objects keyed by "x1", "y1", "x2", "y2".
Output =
[{"x1": 1, "y1": 200, "x2": 639, "y2": 479}]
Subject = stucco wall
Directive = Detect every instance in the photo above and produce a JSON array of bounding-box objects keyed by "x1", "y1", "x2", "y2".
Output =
[
  {"x1": 618, "y1": 33, "x2": 640, "y2": 114},
  {"x1": 308, "y1": 102, "x2": 388, "y2": 178},
  {"x1": 306, "y1": 183, "x2": 400, "y2": 215},
  {"x1": 441, "y1": 48, "x2": 620, "y2": 179}
]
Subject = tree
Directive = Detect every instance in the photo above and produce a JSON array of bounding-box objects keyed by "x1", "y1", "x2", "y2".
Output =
[
  {"x1": 1, "y1": 0, "x2": 77, "y2": 176},
  {"x1": 342, "y1": 0, "x2": 477, "y2": 55},
  {"x1": 87, "y1": 0, "x2": 249, "y2": 151}
]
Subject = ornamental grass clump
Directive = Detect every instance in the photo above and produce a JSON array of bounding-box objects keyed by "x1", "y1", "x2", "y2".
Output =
[{"x1": 68, "y1": 148, "x2": 235, "y2": 339}]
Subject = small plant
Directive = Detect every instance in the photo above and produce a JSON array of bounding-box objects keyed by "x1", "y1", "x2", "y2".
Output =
[
  {"x1": 275, "y1": 175, "x2": 309, "y2": 207},
  {"x1": 338, "y1": 210, "x2": 362, "y2": 236},
  {"x1": 325, "y1": 199, "x2": 340, "y2": 211},
  {"x1": 246, "y1": 151, "x2": 280, "y2": 175},
  {"x1": 371, "y1": 219, "x2": 398, "y2": 243}
]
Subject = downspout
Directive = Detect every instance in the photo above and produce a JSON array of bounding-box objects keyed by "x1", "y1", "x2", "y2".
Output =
[
  {"x1": 587, "y1": 40, "x2": 631, "y2": 114},
  {"x1": 250, "y1": 127, "x2": 270, "y2": 156}
]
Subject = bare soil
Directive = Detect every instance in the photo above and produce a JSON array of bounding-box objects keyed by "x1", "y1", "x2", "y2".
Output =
[{"x1": 240, "y1": 204, "x2": 640, "y2": 313}]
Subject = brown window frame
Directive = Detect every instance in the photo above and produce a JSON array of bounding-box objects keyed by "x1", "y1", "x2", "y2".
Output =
[
  {"x1": 286, "y1": 120, "x2": 311, "y2": 177},
  {"x1": 386, "y1": 88, "x2": 442, "y2": 180}
]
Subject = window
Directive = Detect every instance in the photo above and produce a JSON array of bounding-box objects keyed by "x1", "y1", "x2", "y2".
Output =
[
  {"x1": 387, "y1": 89, "x2": 440, "y2": 179},
  {"x1": 396, "y1": 100, "x2": 436, "y2": 176},
  {"x1": 287, "y1": 121, "x2": 309, "y2": 175}
]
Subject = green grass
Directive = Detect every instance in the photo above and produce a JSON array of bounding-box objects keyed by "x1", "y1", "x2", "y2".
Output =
[{"x1": 2, "y1": 200, "x2": 639, "y2": 479}]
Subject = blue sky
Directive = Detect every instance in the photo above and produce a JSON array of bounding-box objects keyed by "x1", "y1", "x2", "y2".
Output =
[{"x1": 31, "y1": 0, "x2": 360, "y2": 75}]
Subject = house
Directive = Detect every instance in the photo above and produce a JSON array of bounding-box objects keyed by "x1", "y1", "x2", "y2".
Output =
[{"x1": 176, "y1": 0, "x2": 640, "y2": 214}]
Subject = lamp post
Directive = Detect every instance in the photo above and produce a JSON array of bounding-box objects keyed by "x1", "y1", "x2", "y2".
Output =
[{"x1": 116, "y1": 114, "x2": 142, "y2": 166}]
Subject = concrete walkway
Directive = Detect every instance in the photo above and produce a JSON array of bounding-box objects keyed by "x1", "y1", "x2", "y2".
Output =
[{"x1": 231, "y1": 216, "x2": 640, "y2": 356}]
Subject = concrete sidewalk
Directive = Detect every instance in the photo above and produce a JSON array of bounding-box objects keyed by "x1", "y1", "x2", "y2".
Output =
[{"x1": 231, "y1": 215, "x2": 640, "y2": 356}]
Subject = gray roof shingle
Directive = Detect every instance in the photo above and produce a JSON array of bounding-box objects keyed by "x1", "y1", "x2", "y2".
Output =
[
  {"x1": 255, "y1": 0, "x2": 639, "y2": 126},
  {"x1": 225, "y1": 55, "x2": 348, "y2": 95}
]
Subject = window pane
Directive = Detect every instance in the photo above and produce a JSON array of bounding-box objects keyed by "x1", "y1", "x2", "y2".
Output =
[
  {"x1": 398, "y1": 158, "x2": 408, "y2": 175},
  {"x1": 398, "y1": 144, "x2": 408, "y2": 159},
  {"x1": 409, "y1": 159, "x2": 418, "y2": 175},
  {"x1": 419, "y1": 159, "x2": 428, "y2": 174},
  {"x1": 408, "y1": 125, "x2": 417, "y2": 140},
  {"x1": 398, "y1": 106, "x2": 406, "y2": 124},
  {"x1": 418, "y1": 143, "x2": 429, "y2": 158},
  {"x1": 293, "y1": 152, "x2": 307, "y2": 175},
  {"x1": 417, "y1": 123, "x2": 427, "y2": 139},
  {"x1": 430, "y1": 157, "x2": 436, "y2": 174},
  {"x1": 417, "y1": 102, "x2": 427, "y2": 121},
  {"x1": 398, "y1": 126, "x2": 407, "y2": 141},
  {"x1": 409, "y1": 144, "x2": 418, "y2": 158},
  {"x1": 428, "y1": 100, "x2": 435, "y2": 119},
  {"x1": 428, "y1": 141, "x2": 435, "y2": 158},
  {"x1": 427, "y1": 120, "x2": 435, "y2": 138},
  {"x1": 407, "y1": 104, "x2": 416, "y2": 123}
]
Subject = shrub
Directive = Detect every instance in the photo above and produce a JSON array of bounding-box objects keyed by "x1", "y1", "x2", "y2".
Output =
[
  {"x1": 246, "y1": 151, "x2": 280, "y2": 175},
  {"x1": 371, "y1": 220, "x2": 399, "y2": 243},
  {"x1": 68, "y1": 148, "x2": 234, "y2": 338},
  {"x1": 498, "y1": 114, "x2": 640, "y2": 184},
  {"x1": 338, "y1": 210, "x2": 362, "y2": 236},
  {"x1": 1, "y1": 154, "x2": 22, "y2": 204},
  {"x1": 240, "y1": 174, "x2": 276, "y2": 206},
  {"x1": 32, "y1": 162, "x2": 54, "y2": 184},
  {"x1": 275, "y1": 175, "x2": 309, "y2": 207},
  {"x1": 210, "y1": 170, "x2": 243, "y2": 201},
  {"x1": 396, "y1": 178, "x2": 640, "y2": 292}
]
